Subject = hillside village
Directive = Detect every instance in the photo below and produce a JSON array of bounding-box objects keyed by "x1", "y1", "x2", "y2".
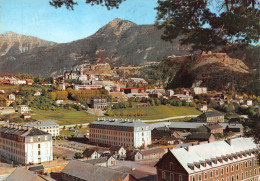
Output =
[
  {"x1": 0, "y1": 0, "x2": 259, "y2": 179},
  {"x1": 0, "y1": 53, "x2": 259, "y2": 181}
]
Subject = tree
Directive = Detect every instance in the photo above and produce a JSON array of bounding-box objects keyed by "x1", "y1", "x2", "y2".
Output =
[
  {"x1": 74, "y1": 152, "x2": 82, "y2": 159},
  {"x1": 156, "y1": 0, "x2": 259, "y2": 51},
  {"x1": 50, "y1": 0, "x2": 124, "y2": 10},
  {"x1": 50, "y1": 0, "x2": 259, "y2": 51}
]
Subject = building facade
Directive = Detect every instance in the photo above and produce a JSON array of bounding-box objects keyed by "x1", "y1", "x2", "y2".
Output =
[
  {"x1": 24, "y1": 121, "x2": 60, "y2": 136},
  {"x1": 191, "y1": 87, "x2": 207, "y2": 95},
  {"x1": 90, "y1": 98, "x2": 108, "y2": 109},
  {"x1": 0, "y1": 125, "x2": 53, "y2": 165},
  {"x1": 155, "y1": 137, "x2": 259, "y2": 181},
  {"x1": 17, "y1": 105, "x2": 29, "y2": 114},
  {"x1": 89, "y1": 118, "x2": 152, "y2": 148},
  {"x1": 197, "y1": 111, "x2": 225, "y2": 123}
]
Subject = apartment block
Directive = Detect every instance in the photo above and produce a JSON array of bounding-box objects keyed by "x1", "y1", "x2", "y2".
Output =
[
  {"x1": 89, "y1": 118, "x2": 152, "y2": 148},
  {"x1": 0, "y1": 124, "x2": 53, "y2": 165}
]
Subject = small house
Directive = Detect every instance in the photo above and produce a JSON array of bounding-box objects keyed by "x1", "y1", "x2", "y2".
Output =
[{"x1": 82, "y1": 149, "x2": 100, "y2": 160}]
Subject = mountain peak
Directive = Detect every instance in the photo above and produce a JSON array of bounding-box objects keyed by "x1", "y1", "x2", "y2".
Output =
[{"x1": 97, "y1": 18, "x2": 137, "y2": 35}]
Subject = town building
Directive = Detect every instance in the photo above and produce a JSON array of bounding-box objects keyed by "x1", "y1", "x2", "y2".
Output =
[
  {"x1": 205, "y1": 123, "x2": 224, "y2": 135},
  {"x1": 140, "y1": 148, "x2": 165, "y2": 160},
  {"x1": 109, "y1": 146, "x2": 126, "y2": 159},
  {"x1": 155, "y1": 137, "x2": 259, "y2": 181},
  {"x1": 64, "y1": 70, "x2": 80, "y2": 80},
  {"x1": 159, "y1": 136, "x2": 178, "y2": 145},
  {"x1": 84, "y1": 156, "x2": 117, "y2": 167},
  {"x1": 121, "y1": 87, "x2": 145, "y2": 94},
  {"x1": 166, "y1": 90, "x2": 174, "y2": 97},
  {"x1": 0, "y1": 125, "x2": 53, "y2": 165},
  {"x1": 61, "y1": 160, "x2": 137, "y2": 181},
  {"x1": 17, "y1": 105, "x2": 29, "y2": 114},
  {"x1": 191, "y1": 87, "x2": 207, "y2": 95},
  {"x1": 245, "y1": 100, "x2": 253, "y2": 106},
  {"x1": 89, "y1": 118, "x2": 152, "y2": 148},
  {"x1": 26, "y1": 79, "x2": 33, "y2": 85},
  {"x1": 126, "y1": 150, "x2": 143, "y2": 161},
  {"x1": 5, "y1": 167, "x2": 45, "y2": 181},
  {"x1": 186, "y1": 132, "x2": 216, "y2": 142},
  {"x1": 82, "y1": 149, "x2": 100, "y2": 160},
  {"x1": 8, "y1": 94, "x2": 15, "y2": 101},
  {"x1": 34, "y1": 90, "x2": 42, "y2": 96},
  {"x1": 1, "y1": 99, "x2": 14, "y2": 107},
  {"x1": 197, "y1": 110, "x2": 225, "y2": 123},
  {"x1": 173, "y1": 94, "x2": 193, "y2": 102},
  {"x1": 24, "y1": 121, "x2": 60, "y2": 136},
  {"x1": 90, "y1": 98, "x2": 108, "y2": 109},
  {"x1": 199, "y1": 104, "x2": 207, "y2": 112},
  {"x1": 74, "y1": 84, "x2": 103, "y2": 90}
]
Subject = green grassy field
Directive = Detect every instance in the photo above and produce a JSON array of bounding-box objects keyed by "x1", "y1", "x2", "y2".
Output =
[
  {"x1": 31, "y1": 109, "x2": 98, "y2": 125},
  {"x1": 110, "y1": 105, "x2": 201, "y2": 120}
]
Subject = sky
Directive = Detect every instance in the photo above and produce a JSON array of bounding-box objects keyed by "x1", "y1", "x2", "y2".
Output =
[{"x1": 0, "y1": 0, "x2": 158, "y2": 43}]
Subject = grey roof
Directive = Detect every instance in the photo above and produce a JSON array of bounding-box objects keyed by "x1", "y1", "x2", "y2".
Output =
[
  {"x1": 0, "y1": 127, "x2": 50, "y2": 138},
  {"x1": 90, "y1": 118, "x2": 151, "y2": 132},
  {"x1": 82, "y1": 149, "x2": 97, "y2": 157},
  {"x1": 167, "y1": 122, "x2": 242, "y2": 129},
  {"x1": 140, "y1": 148, "x2": 165, "y2": 156},
  {"x1": 109, "y1": 146, "x2": 125, "y2": 152},
  {"x1": 5, "y1": 167, "x2": 45, "y2": 181},
  {"x1": 24, "y1": 121, "x2": 59, "y2": 127},
  {"x1": 84, "y1": 157, "x2": 108, "y2": 165},
  {"x1": 169, "y1": 137, "x2": 258, "y2": 174},
  {"x1": 202, "y1": 111, "x2": 224, "y2": 117},
  {"x1": 205, "y1": 123, "x2": 223, "y2": 130},
  {"x1": 28, "y1": 165, "x2": 44, "y2": 171},
  {"x1": 61, "y1": 160, "x2": 132, "y2": 181}
]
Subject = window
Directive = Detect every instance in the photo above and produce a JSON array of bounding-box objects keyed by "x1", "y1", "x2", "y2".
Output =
[
  {"x1": 38, "y1": 144, "x2": 40, "y2": 148},
  {"x1": 210, "y1": 171, "x2": 213, "y2": 178},
  {"x1": 221, "y1": 168, "x2": 224, "y2": 175},
  {"x1": 204, "y1": 173, "x2": 207, "y2": 180},
  {"x1": 198, "y1": 174, "x2": 202, "y2": 181},
  {"x1": 226, "y1": 167, "x2": 229, "y2": 173},
  {"x1": 241, "y1": 173, "x2": 243, "y2": 179},
  {"x1": 170, "y1": 162, "x2": 174, "y2": 170},
  {"x1": 231, "y1": 165, "x2": 234, "y2": 172},
  {"x1": 245, "y1": 162, "x2": 248, "y2": 168},
  {"x1": 179, "y1": 175, "x2": 182, "y2": 181},
  {"x1": 162, "y1": 171, "x2": 166, "y2": 179},
  {"x1": 231, "y1": 176, "x2": 234, "y2": 181},
  {"x1": 170, "y1": 173, "x2": 174, "y2": 181},
  {"x1": 249, "y1": 161, "x2": 252, "y2": 167},
  {"x1": 38, "y1": 151, "x2": 41, "y2": 155},
  {"x1": 216, "y1": 169, "x2": 219, "y2": 176},
  {"x1": 236, "y1": 174, "x2": 239, "y2": 180},
  {"x1": 236, "y1": 164, "x2": 239, "y2": 171}
]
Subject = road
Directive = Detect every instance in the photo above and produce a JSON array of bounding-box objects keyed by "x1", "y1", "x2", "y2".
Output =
[{"x1": 142, "y1": 115, "x2": 199, "y2": 122}]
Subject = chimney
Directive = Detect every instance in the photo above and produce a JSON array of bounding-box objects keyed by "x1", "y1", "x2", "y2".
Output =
[{"x1": 185, "y1": 147, "x2": 189, "y2": 152}]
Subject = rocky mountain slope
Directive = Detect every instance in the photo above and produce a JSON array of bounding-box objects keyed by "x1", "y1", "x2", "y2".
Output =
[
  {"x1": 0, "y1": 18, "x2": 191, "y2": 76},
  {"x1": 0, "y1": 31, "x2": 56, "y2": 56},
  {"x1": 140, "y1": 52, "x2": 257, "y2": 93}
]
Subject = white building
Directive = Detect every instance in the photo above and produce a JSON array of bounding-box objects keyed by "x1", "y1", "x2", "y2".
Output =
[
  {"x1": 17, "y1": 105, "x2": 29, "y2": 114},
  {"x1": 8, "y1": 94, "x2": 15, "y2": 101},
  {"x1": 0, "y1": 124, "x2": 53, "y2": 165},
  {"x1": 89, "y1": 118, "x2": 152, "y2": 148},
  {"x1": 24, "y1": 121, "x2": 60, "y2": 136},
  {"x1": 166, "y1": 90, "x2": 174, "y2": 97},
  {"x1": 191, "y1": 87, "x2": 207, "y2": 95},
  {"x1": 34, "y1": 90, "x2": 42, "y2": 96}
]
